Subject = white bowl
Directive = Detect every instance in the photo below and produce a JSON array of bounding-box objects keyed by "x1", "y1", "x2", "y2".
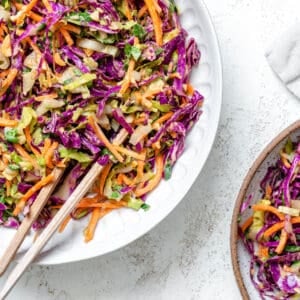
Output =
[{"x1": 0, "y1": 0, "x2": 223, "y2": 265}]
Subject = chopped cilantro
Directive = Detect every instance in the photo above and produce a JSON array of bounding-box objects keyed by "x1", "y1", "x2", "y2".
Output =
[
  {"x1": 37, "y1": 23, "x2": 46, "y2": 32},
  {"x1": 63, "y1": 79, "x2": 73, "y2": 85},
  {"x1": 169, "y1": 0, "x2": 178, "y2": 13},
  {"x1": 67, "y1": 11, "x2": 92, "y2": 23},
  {"x1": 285, "y1": 245, "x2": 300, "y2": 252},
  {"x1": 284, "y1": 138, "x2": 293, "y2": 155},
  {"x1": 141, "y1": 203, "x2": 150, "y2": 211},
  {"x1": 132, "y1": 24, "x2": 146, "y2": 39},
  {"x1": 4, "y1": 128, "x2": 19, "y2": 144},
  {"x1": 124, "y1": 44, "x2": 141, "y2": 61},
  {"x1": 11, "y1": 152, "x2": 21, "y2": 164},
  {"x1": 113, "y1": 185, "x2": 123, "y2": 192},
  {"x1": 8, "y1": 164, "x2": 20, "y2": 171},
  {"x1": 101, "y1": 148, "x2": 111, "y2": 156},
  {"x1": 111, "y1": 191, "x2": 121, "y2": 199},
  {"x1": 164, "y1": 161, "x2": 172, "y2": 180}
]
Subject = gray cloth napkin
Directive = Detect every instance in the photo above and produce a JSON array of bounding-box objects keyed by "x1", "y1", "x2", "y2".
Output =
[{"x1": 266, "y1": 23, "x2": 300, "y2": 97}]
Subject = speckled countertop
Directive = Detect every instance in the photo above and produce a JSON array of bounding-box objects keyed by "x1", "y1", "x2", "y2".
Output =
[{"x1": 2, "y1": 0, "x2": 300, "y2": 299}]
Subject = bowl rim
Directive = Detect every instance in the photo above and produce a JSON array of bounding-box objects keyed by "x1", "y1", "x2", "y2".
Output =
[{"x1": 230, "y1": 120, "x2": 300, "y2": 300}]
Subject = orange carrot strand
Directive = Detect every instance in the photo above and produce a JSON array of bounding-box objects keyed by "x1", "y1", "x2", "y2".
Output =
[
  {"x1": 144, "y1": 0, "x2": 163, "y2": 46},
  {"x1": 275, "y1": 230, "x2": 288, "y2": 254},
  {"x1": 13, "y1": 173, "x2": 54, "y2": 215},
  {"x1": 135, "y1": 154, "x2": 164, "y2": 197},
  {"x1": 88, "y1": 115, "x2": 124, "y2": 162}
]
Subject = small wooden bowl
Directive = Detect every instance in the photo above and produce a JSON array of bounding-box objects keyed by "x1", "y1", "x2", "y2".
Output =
[{"x1": 230, "y1": 120, "x2": 300, "y2": 299}]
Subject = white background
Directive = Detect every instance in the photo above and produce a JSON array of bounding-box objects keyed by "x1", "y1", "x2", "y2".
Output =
[{"x1": 2, "y1": 0, "x2": 300, "y2": 299}]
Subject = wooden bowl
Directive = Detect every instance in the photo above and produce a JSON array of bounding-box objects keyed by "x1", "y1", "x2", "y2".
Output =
[{"x1": 230, "y1": 120, "x2": 300, "y2": 299}]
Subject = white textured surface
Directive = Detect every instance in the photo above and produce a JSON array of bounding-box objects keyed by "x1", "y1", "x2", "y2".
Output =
[{"x1": 2, "y1": 0, "x2": 300, "y2": 299}]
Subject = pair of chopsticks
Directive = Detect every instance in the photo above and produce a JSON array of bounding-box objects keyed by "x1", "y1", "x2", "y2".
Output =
[{"x1": 0, "y1": 163, "x2": 104, "y2": 299}]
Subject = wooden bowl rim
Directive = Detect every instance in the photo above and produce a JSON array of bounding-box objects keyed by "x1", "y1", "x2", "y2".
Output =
[{"x1": 230, "y1": 120, "x2": 300, "y2": 300}]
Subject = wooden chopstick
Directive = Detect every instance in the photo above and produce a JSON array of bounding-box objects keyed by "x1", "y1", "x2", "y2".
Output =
[
  {"x1": 0, "y1": 163, "x2": 103, "y2": 300},
  {"x1": 0, "y1": 167, "x2": 65, "y2": 277}
]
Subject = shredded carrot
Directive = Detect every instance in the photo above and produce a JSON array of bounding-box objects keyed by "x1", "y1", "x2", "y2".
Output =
[
  {"x1": 152, "y1": 0, "x2": 162, "y2": 14},
  {"x1": 88, "y1": 114, "x2": 124, "y2": 162},
  {"x1": 0, "y1": 25, "x2": 7, "y2": 36},
  {"x1": 76, "y1": 201, "x2": 128, "y2": 209},
  {"x1": 13, "y1": 173, "x2": 54, "y2": 215},
  {"x1": 122, "y1": 174, "x2": 133, "y2": 186},
  {"x1": 42, "y1": 0, "x2": 52, "y2": 12},
  {"x1": 27, "y1": 11, "x2": 43, "y2": 22},
  {"x1": 143, "y1": 88, "x2": 162, "y2": 99},
  {"x1": 60, "y1": 28, "x2": 74, "y2": 46},
  {"x1": 5, "y1": 180, "x2": 11, "y2": 197},
  {"x1": 240, "y1": 216, "x2": 253, "y2": 233},
  {"x1": 99, "y1": 162, "x2": 113, "y2": 196},
  {"x1": 54, "y1": 52, "x2": 66, "y2": 67},
  {"x1": 137, "y1": 159, "x2": 145, "y2": 179},
  {"x1": 258, "y1": 244, "x2": 269, "y2": 259},
  {"x1": 42, "y1": 138, "x2": 52, "y2": 156},
  {"x1": 264, "y1": 222, "x2": 284, "y2": 238},
  {"x1": 83, "y1": 48, "x2": 94, "y2": 57},
  {"x1": 84, "y1": 208, "x2": 113, "y2": 242},
  {"x1": 264, "y1": 217, "x2": 300, "y2": 238},
  {"x1": 24, "y1": 126, "x2": 41, "y2": 157},
  {"x1": 79, "y1": 202, "x2": 126, "y2": 209},
  {"x1": 14, "y1": 144, "x2": 39, "y2": 169},
  {"x1": 56, "y1": 160, "x2": 67, "y2": 168},
  {"x1": 138, "y1": 5, "x2": 148, "y2": 18},
  {"x1": 119, "y1": 59, "x2": 135, "y2": 96},
  {"x1": 252, "y1": 204, "x2": 284, "y2": 221},
  {"x1": 59, "y1": 215, "x2": 71, "y2": 233},
  {"x1": 153, "y1": 112, "x2": 174, "y2": 127},
  {"x1": 14, "y1": 2, "x2": 23, "y2": 11},
  {"x1": 0, "y1": 69, "x2": 18, "y2": 96},
  {"x1": 275, "y1": 230, "x2": 288, "y2": 254},
  {"x1": 53, "y1": 201, "x2": 127, "y2": 210},
  {"x1": 113, "y1": 145, "x2": 146, "y2": 161},
  {"x1": 144, "y1": 0, "x2": 163, "y2": 46},
  {"x1": 265, "y1": 184, "x2": 272, "y2": 200},
  {"x1": 0, "y1": 118, "x2": 18, "y2": 127},
  {"x1": 186, "y1": 84, "x2": 194, "y2": 96},
  {"x1": 0, "y1": 69, "x2": 9, "y2": 79},
  {"x1": 14, "y1": 3, "x2": 43, "y2": 22},
  {"x1": 133, "y1": 117, "x2": 146, "y2": 125},
  {"x1": 123, "y1": 0, "x2": 132, "y2": 20},
  {"x1": 14, "y1": 0, "x2": 39, "y2": 25},
  {"x1": 79, "y1": 197, "x2": 99, "y2": 204},
  {"x1": 35, "y1": 93, "x2": 59, "y2": 101},
  {"x1": 133, "y1": 91, "x2": 143, "y2": 105},
  {"x1": 2, "y1": 111, "x2": 8, "y2": 119},
  {"x1": 282, "y1": 158, "x2": 291, "y2": 168},
  {"x1": 62, "y1": 24, "x2": 81, "y2": 35},
  {"x1": 2, "y1": 154, "x2": 8, "y2": 166},
  {"x1": 117, "y1": 173, "x2": 123, "y2": 185},
  {"x1": 53, "y1": 52, "x2": 66, "y2": 67},
  {"x1": 25, "y1": 37, "x2": 41, "y2": 54},
  {"x1": 44, "y1": 141, "x2": 59, "y2": 169},
  {"x1": 168, "y1": 72, "x2": 181, "y2": 79},
  {"x1": 135, "y1": 154, "x2": 164, "y2": 197}
]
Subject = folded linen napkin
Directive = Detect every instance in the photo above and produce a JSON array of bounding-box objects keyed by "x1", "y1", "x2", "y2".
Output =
[{"x1": 266, "y1": 23, "x2": 300, "y2": 97}]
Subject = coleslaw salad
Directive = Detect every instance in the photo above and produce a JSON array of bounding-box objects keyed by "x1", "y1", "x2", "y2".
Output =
[{"x1": 0, "y1": 0, "x2": 203, "y2": 242}]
